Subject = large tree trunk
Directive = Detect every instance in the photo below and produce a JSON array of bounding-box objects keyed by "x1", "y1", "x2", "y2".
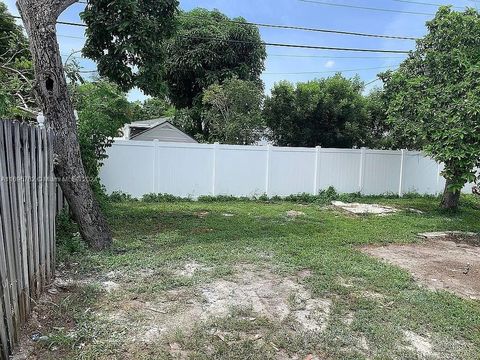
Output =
[
  {"x1": 17, "y1": 0, "x2": 112, "y2": 250},
  {"x1": 440, "y1": 178, "x2": 460, "y2": 210}
]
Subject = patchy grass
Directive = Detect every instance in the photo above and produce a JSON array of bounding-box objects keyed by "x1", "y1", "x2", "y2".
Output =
[{"x1": 16, "y1": 195, "x2": 480, "y2": 359}]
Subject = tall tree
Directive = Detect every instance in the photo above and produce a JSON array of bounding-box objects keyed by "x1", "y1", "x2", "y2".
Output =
[
  {"x1": 263, "y1": 75, "x2": 369, "y2": 148},
  {"x1": 133, "y1": 97, "x2": 176, "y2": 121},
  {"x1": 163, "y1": 8, "x2": 266, "y2": 139},
  {"x1": 381, "y1": 7, "x2": 480, "y2": 209},
  {"x1": 202, "y1": 77, "x2": 265, "y2": 145},
  {"x1": 0, "y1": 3, "x2": 36, "y2": 119},
  {"x1": 16, "y1": 0, "x2": 178, "y2": 249},
  {"x1": 73, "y1": 81, "x2": 136, "y2": 180}
]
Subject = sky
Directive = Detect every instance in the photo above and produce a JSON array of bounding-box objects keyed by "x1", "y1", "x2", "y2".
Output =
[{"x1": 4, "y1": 0, "x2": 479, "y2": 101}]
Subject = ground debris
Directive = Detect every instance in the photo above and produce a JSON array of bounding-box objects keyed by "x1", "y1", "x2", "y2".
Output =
[
  {"x1": 286, "y1": 210, "x2": 305, "y2": 218},
  {"x1": 331, "y1": 201, "x2": 398, "y2": 215},
  {"x1": 403, "y1": 330, "x2": 434, "y2": 357}
]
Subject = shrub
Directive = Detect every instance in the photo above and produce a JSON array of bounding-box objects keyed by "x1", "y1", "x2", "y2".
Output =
[
  {"x1": 109, "y1": 191, "x2": 134, "y2": 203},
  {"x1": 142, "y1": 193, "x2": 192, "y2": 203}
]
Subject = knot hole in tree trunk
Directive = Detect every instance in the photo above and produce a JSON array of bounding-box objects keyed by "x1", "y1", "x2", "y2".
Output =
[
  {"x1": 46, "y1": 77, "x2": 54, "y2": 91},
  {"x1": 41, "y1": 72, "x2": 58, "y2": 96}
]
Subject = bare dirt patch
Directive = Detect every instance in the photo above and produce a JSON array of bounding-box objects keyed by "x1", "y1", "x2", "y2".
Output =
[
  {"x1": 403, "y1": 330, "x2": 434, "y2": 357},
  {"x1": 174, "y1": 261, "x2": 209, "y2": 278},
  {"x1": 331, "y1": 201, "x2": 398, "y2": 215},
  {"x1": 286, "y1": 210, "x2": 305, "y2": 218},
  {"x1": 362, "y1": 234, "x2": 480, "y2": 300},
  {"x1": 105, "y1": 265, "x2": 331, "y2": 343}
]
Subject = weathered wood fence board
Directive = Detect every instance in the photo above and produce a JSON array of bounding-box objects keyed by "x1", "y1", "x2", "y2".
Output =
[{"x1": 0, "y1": 120, "x2": 57, "y2": 359}]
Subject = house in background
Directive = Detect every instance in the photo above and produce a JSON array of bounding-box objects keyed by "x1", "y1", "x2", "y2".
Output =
[{"x1": 121, "y1": 117, "x2": 198, "y2": 143}]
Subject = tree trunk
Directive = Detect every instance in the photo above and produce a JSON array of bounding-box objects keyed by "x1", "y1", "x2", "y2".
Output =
[
  {"x1": 440, "y1": 178, "x2": 460, "y2": 210},
  {"x1": 17, "y1": 0, "x2": 112, "y2": 250}
]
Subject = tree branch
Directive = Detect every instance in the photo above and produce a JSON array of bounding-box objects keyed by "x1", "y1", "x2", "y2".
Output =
[
  {"x1": 56, "y1": 0, "x2": 78, "y2": 18},
  {"x1": 0, "y1": 64, "x2": 32, "y2": 84}
]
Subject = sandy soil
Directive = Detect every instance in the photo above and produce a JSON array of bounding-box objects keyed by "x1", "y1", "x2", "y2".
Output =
[
  {"x1": 362, "y1": 234, "x2": 480, "y2": 300},
  {"x1": 331, "y1": 201, "x2": 399, "y2": 215}
]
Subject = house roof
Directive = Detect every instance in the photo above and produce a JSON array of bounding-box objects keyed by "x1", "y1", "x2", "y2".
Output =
[
  {"x1": 129, "y1": 118, "x2": 198, "y2": 143},
  {"x1": 128, "y1": 117, "x2": 171, "y2": 129}
]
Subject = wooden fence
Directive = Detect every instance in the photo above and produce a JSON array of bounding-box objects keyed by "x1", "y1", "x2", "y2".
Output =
[{"x1": 0, "y1": 120, "x2": 56, "y2": 359}]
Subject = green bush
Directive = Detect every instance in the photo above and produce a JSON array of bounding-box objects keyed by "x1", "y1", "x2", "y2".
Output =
[
  {"x1": 101, "y1": 187, "x2": 437, "y2": 205},
  {"x1": 142, "y1": 193, "x2": 192, "y2": 203},
  {"x1": 56, "y1": 210, "x2": 86, "y2": 259},
  {"x1": 109, "y1": 191, "x2": 134, "y2": 203}
]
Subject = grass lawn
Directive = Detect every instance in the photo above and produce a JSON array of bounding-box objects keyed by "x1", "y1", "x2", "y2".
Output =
[{"x1": 20, "y1": 195, "x2": 480, "y2": 359}]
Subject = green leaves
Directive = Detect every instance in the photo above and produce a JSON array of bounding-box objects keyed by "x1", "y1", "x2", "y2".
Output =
[
  {"x1": 163, "y1": 9, "x2": 266, "y2": 109},
  {"x1": 263, "y1": 75, "x2": 384, "y2": 148},
  {"x1": 202, "y1": 77, "x2": 264, "y2": 145},
  {"x1": 0, "y1": 3, "x2": 35, "y2": 119},
  {"x1": 81, "y1": 0, "x2": 178, "y2": 96},
  {"x1": 382, "y1": 7, "x2": 480, "y2": 201},
  {"x1": 74, "y1": 81, "x2": 136, "y2": 179}
]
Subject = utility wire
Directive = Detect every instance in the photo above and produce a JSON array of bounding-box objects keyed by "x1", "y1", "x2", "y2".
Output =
[
  {"x1": 182, "y1": 35, "x2": 411, "y2": 54},
  {"x1": 228, "y1": 19, "x2": 416, "y2": 40},
  {"x1": 298, "y1": 0, "x2": 434, "y2": 15},
  {"x1": 364, "y1": 78, "x2": 382, "y2": 86},
  {"x1": 268, "y1": 53, "x2": 406, "y2": 59},
  {"x1": 390, "y1": 0, "x2": 463, "y2": 9},
  {"x1": 71, "y1": 65, "x2": 399, "y2": 76},
  {"x1": 12, "y1": 16, "x2": 412, "y2": 54},
  {"x1": 263, "y1": 65, "x2": 398, "y2": 75},
  {"x1": 13, "y1": 15, "x2": 417, "y2": 41}
]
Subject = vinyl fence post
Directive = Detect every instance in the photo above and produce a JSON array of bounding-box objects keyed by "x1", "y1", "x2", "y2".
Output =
[
  {"x1": 358, "y1": 147, "x2": 367, "y2": 194},
  {"x1": 265, "y1": 145, "x2": 272, "y2": 197},
  {"x1": 153, "y1": 139, "x2": 159, "y2": 194},
  {"x1": 313, "y1": 146, "x2": 321, "y2": 195},
  {"x1": 398, "y1": 149, "x2": 405, "y2": 197},
  {"x1": 212, "y1": 142, "x2": 219, "y2": 196}
]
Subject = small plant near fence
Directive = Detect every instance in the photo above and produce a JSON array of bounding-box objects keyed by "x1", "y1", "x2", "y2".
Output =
[{"x1": 107, "y1": 187, "x2": 439, "y2": 206}]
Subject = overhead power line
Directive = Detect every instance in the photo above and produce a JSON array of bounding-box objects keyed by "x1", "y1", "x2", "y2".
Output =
[
  {"x1": 226, "y1": 20, "x2": 416, "y2": 40},
  {"x1": 364, "y1": 78, "x2": 382, "y2": 86},
  {"x1": 183, "y1": 35, "x2": 411, "y2": 54},
  {"x1": 69, "y1": 65, "x2": 399, "y2": 76},
  {"x1": 268, "y1": 53, "x2": 406, "y2": 59},
  {"x1": 12, "y1": 16, "x2": 412, "y2": 54},
  {"x1": 391, "y1": 0, "x2": 463, "y2": 10},
  {"x1": 298, "y1": 0, "x2": 434, "y2": 16},
  {"x1": 14, "y1": 15, "x2": 417, "y2": 41},
  {"x1": 263, "y1": 65, "x2": 398, "y2": 75}
]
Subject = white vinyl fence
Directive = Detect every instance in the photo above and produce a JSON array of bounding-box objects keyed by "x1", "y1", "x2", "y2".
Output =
[{"x1": 99, "y1": 140, "x2": 475, "y2": 199}]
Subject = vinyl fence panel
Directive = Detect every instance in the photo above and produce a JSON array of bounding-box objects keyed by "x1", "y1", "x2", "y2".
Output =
[
  {"x1": 100, "y1": 140, "x2": 476, "y2": 199},
  {"x1": 317, "y1": 148, "x2": 362, "y2": 194},
  {"x1": 215, "y1": 144, "x2": 267, "y2": 197}
]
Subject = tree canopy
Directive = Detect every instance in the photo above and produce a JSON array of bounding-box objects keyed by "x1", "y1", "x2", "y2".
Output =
[
  {"x1": 381, "y1": 6, "x2": 480, "y2": 208},
  {"x1": 74, "y1": 81, "x2": 136, "y2": 181},
  {"x1": 0, "y1": 2, "x2": 35, "y2": 119},
  {"x1": 163, "y1": 8, "x2": 266, "y2": 109},
  {"x1": 263, "y1": 75, "x2": 385, "y2": 148},
  {"x1": 81, "y1": 0, "x2": 179, "y2": 96},
  {"x1": 133, "y1": 97, "x2": 176, "y2": 121},
  {"x1": 202, "y1": 77, "x2": 264, "y2": 145}
]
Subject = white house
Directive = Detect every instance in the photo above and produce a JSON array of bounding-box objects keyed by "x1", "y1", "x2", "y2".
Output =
[{"x1": 122, "y1": 117, "x2": 197, "y2": 143}]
